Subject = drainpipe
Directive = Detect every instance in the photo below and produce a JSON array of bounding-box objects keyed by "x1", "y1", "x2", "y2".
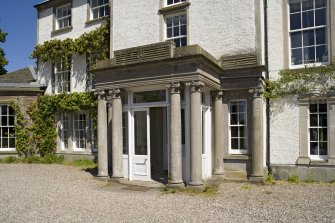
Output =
[{"x1": 264, "y1": 0, "x2": 271, "y2": 174}]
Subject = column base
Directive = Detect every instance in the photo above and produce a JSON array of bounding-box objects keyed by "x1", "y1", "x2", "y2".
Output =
[
  {"x1": 97, "y1": 173, "x2": 110, "y2": 179},
  {"x1": 189, "y1": 181, "x2": 203, "y2": 186},
  {"x1": 213, "y1": 170, "x2": 225, "y2": 176},
  {"x1": 167, "y1": 181, "x2": 185, "y2": 188},
  {"x1": 328, "y1": 157, "x2": 335, "y2": 165},
  {"x1": 111, "y1": 175, "x2": 124, "y2": 179},
  {"x1": 249, "y1": 175, "x2": 264, "y2": 183}
]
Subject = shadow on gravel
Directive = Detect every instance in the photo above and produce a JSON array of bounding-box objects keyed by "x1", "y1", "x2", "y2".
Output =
[{"x1": 83, "y1": 167, "x2": 98, "y2": 177}]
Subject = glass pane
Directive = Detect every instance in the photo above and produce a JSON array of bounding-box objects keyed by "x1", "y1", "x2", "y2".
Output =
[
  {"x1": 230, "y1": 114, "x2": 238, "y2": 125},
  {"x1": 231, "y1": 138, "x2": 238, "y2": 149},
  {"x1": 122, "y1": 113, "x2": 128, "y2": 154},
  {"x1": 310, "y1": 103, "x2": 317, "y2": 112},
  {"x1": 239, "y1": 126, "x2": 246, "y2": 137},
  {"x1": 134, "y1": 111, "x2": 147, "y2": 155},
  {"x1": 303, "y1": 29, "x2": 315, "y2": 46},
  {"x1": 316, "y1": 28, "x2": 326, "y2": 45},
  {"x1": 316, "y1": 46, "x2": 328, "y2": 62},
  {"x1": 167, "y1": 0, "x2": 173, "y2": 5},
  {"x1": 8, "y1": 106, "x2": 14, "y2": 115},
  {"x1": 180, "y1": 37, "x2": 187, "y2": 47},
  {"x1": 2, "y1": 106, "x2": 7, "y2": 115},
  {"x1": 239, "y1": 138, "x2": 247, "y2": 150},
  {"x1": 173, "y1": 26, "x2": 179, "y2": 36},
  {"x1": 230, "y1": 102, "x2": 238, "y2": 113},
  {"x1": 93, "y1": 9, "x2": 99, "y2": 19},
  {"x1": 2, "y1": 138, "x2": 8, "y2": 148},
  {"x1": 174, "y1": 38, "x2": 181, "y2": 47},
  {"x1": 319, "y1": 142, "x2": 328, "y2": 155},
  {"x1": 303, "y1": 47, "x2": 315, "y2": 63},
  {"x1": 310, "y1": 142, "x2": 318, "y2": 155},
  {"x1": 133, "y1": 90, "x2": 166, "y2": 103},
  {"x1": 315, "y1": 0, "x2": 327, "y2": 8},
  {"x1": 319, "y1": 103, "x2": 327, "y2": 112},
  {"x1": 239, "y1": 102, "x2": 246, "y2": 112},
  {"x1": 2, "y1": 116, "x2": 7, "y2": 126},
  {"x1": 180, "y1": 14, "x2": 187, "y2": 25},
  {"x1": 180, "y1": 25, "x2": 187, "y2": 35},
  {"x1": 231, "y1": 127, "x2": 238, "y2": 137},
  {"x1": 166, "y1": 17, "x2": 172, "y2": 28},
  {"x1": 239, "y1": 113, "x2": 246, "y2": 125},
  {"x1": 290, "y1": 2, "x2": 301, "y2": 13},
  {"x1": 167, "y1": 28, "x2": 172, "y2": 38},
  {"x1": 315, "y1": 8, "x2": 327, "y2": 26},
  {"x1": 310, "y1": 128, "x2": 318, "y2": 141},
  {"x1": 9, "y1": 138, "x2": 15, "y2": 148},
  {"x1": 92, "y1": 0, "x2": 98, "y2": 8},
  {"x1": 319, "y1": 114, "x2": 327, "y2": 127},
  {"x1": 173, "y1": 16, "x2": 179, "y2": 26},
  {"x1": 8, "y1": 116, "x2": 14, "y2": 126},
  {"x1": 319, "y1": 128, "x2": 327, "y2": 141},
  {"x1": 292, "y1": 48, "x2": 303, "y2": 65},
  {"x1": 291, "y1": 32, "x2": 302, "y2": 48},
  {"x1": 105, "y1": 6, "x2": 110, "y2": 16},
  {"x1": 310, "y1": 114, "x2": 318, "y2": 126},
  {"x1": 290, "y1": 13, "x2": 301, "y2": 30},
  {"x1": 302, "y1": 0, "x2": 313, "y2": 10},
  {"x1": 302, "y1": 11, "x2": 314, "y2": 28}
]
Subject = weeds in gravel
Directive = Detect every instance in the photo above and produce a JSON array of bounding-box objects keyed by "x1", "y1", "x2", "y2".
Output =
[
  {"x1": 161, "y1": 184, "x2": 219, "y2": 196},
  {"x1": 240, "y1": 184, "x2": 251, "y2": 190},
  {"x1": 63, "y1": 158, "x2": 97, "y2": 169},
  {"x1": 265, "y1": 173, "x2": 276, "y2": 185},
  {"x1": 3, "y1": 156, "x2": 18, "y2": 163},
  {"x1": 288, "y1": 175, "x2": 300, "y2": 183}
]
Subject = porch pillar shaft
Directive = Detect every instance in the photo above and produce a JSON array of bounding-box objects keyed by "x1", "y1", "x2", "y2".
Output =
[
  {"x1": 249, "y1": 80, "x2": 265, "y2": 182},
  {"x1": 189, "y1": 81, "x2": 204, "y2": 186},
  {"x1": 168, "y1": 82, "x2": 184, "y2": 187},
  {"x1": 111, "y1": 89, "x2": 124, "y2": 178},
  {"x1": 213, "y1": 90, "x2": 224, "y2": 175},
  {"x1": 107, "y1": 97, "x2": 113, "y2": 171},
  {"x1": 96, "y1": 90, "x2": 109, "y2": 177}
]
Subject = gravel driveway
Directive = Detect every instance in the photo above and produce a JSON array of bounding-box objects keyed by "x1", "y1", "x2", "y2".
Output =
[{"x1": 0, "y1": 164, "x2": 334, "y2": 223}]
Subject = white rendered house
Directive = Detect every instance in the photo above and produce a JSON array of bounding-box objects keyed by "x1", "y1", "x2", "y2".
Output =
[{"x1": 33, "y1": 0, "x2": 335, "y2": 185}]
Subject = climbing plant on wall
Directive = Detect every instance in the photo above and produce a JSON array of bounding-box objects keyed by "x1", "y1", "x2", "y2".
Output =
[
  {"x1": 265, "y1": 65, "x2": 335, "y2": 99},
  {"x1": 11, "y1": 92, "x2": 97, "y2": 157},
  {"x1": 31, "y1": 22, "x2": 110, "y2": 64}
]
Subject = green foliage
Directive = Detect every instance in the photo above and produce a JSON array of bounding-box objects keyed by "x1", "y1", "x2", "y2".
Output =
[
  {"x1": 64, "y1": 157, "x2": 97, "y2": 169},
  {"x1": 9, "y1": 102, "x2": 35, "y2": 157},
  {"x1": 265, "y1": 65, "x2": 335, "y2": 99},
  {"x1": 288, "y1": 175, "x2": 300, "y2": 183},
  {"x1": 3, "y1": 156, "x2": 18, "y2": 163},
  {"x1": 11, "y1": 92, "x2": 97, "y2": 157},
  {"x1": 40, "y1": 153, "x2": 64, "y2": 164},
  {"x1": 265, "y1": 173, "x2": 276, "y2": 185},
  {"x1": 31, "y1": 23, "x2": 109, "y2": 64},
  {"x1": 240, "y1": 184, "x2": 251, "y2": 190},
  {"x1": 0, "y1": 23, "x2": 8, "y2": 75}
]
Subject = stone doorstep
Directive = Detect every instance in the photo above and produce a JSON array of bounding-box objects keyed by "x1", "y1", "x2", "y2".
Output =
[{"x1": 116, "y1": 178, "x2": 165, "y2": 188}]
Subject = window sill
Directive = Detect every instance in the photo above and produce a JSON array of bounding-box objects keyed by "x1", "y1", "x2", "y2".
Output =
[
  {"x1": 51, "y1": 26, "x2": 73, "y2": 36},
  {"x1": 223, "y1": 154, "x2": 250, "y2": 160},
  {"x1": 85, "y1": 16, "x2": 109, "y2": 26},
  {"x1": 289, "y1": 62, "x2": 330, "y2": 70},
  {"x1": 0, "y1": 150, "x2": 17, "y2": 154},
  {"x1": 158, "y1": 2, "x2": 190, "y2": 15}
]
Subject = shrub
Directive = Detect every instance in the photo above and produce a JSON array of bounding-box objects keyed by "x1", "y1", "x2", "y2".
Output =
[
  {"x1": 64, "y1": 157, "x2": 96, "y2": 168},
  {"x1": 41, "y1": 153, "x2": 64, "y2": 164},
  {"x1": 4, "y1": 156, "x2": 18, "y2": 163},
  {"x1": 25, "y1": 155, "x2": 41, "y2": 164},
  {"x1": 288, "y1": 175, "x2": 300, "y2": 183},
  {"x1": 265, "y1": 173, "x2": 275, "y2": 185}
]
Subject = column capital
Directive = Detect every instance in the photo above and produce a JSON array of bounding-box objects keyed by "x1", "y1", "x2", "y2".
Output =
[
  {"x1": 166, "y1": 82, "x2": 181, "y2": 94},
  {"x1": 213, "y1": 90, "x2": 224, "y2": 101},
  {"x1": 186, "y1": 81, "x2": 205, "y2": 92},
  {"x1": 95, "y1": 90, "x2": 106, "y2": 100},
  {"x1": 249, "y1": 78, "x2": 265, "y2": 98},
  {"x1": 107, "y1": 88, "x2": 121, "y2": 99}
]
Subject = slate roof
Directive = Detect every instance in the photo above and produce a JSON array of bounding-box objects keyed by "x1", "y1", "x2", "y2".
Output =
[{"x1": 0, "y1": 67, "x2": 36, "y2": 84}]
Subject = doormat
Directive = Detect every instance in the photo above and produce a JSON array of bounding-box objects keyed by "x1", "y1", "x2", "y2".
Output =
[{"x1": 123, "y1": 185, "x2": 151, "y2": 192}]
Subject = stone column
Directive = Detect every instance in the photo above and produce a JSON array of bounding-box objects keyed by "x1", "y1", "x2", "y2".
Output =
[
  {"x1": 249, "y1": 79, "x2": 265, "y2": 182},
  {"x1": 188, "y1": 81, "x2": 204, "y2": 186},
  {"x1": 110, "y1": 89, "x2": 123, "y2": 178},
  {"x1": 213, "y1": 90, "x2": 225, "y2": 175},
  {"x1": 167, "y1": 82, "x2": 184, "y2": 187},
  {"x1": 96, "y1": 90, "x2": 109, "y2": 178},
  {"x1": 328, "y1": 97, "x2": 335, "y2": 165},
  {"x1": 106, "y1": 93, "x2": 113, "y2": 171},
  {"x1": 297, "y1": 98, "x2": 311, "y2": 165}
]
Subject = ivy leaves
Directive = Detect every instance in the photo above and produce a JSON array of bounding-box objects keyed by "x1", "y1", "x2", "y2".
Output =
[
  {"x1": 31, "y1": 23, "x2": 109, "y2": 63},
  {"x1": 265, "y1": 65, "x2": 335, "y2": 99},
  {"x1": 11, "y1": 92, "x2": 97, "y2": 157}
]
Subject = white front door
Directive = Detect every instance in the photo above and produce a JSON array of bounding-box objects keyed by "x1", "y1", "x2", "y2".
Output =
[{"x1": 132, "y1": 108, "x2": 151, "y2": 181}]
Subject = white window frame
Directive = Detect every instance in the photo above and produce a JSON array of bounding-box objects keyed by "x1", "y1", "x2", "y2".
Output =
[
  {"x1": 288, "y1": 0, "x2": 330, "y2": 68},
  {"x1": 0, "y1": 105, "x2": 15, "y2": 151},
  {"x1": 228, "y1": 100, "x2": 248, "y2": 155},
  {"x1": 73, "y1": 111, "x2": 87, "y2": 151},
  {"x1": 54, "y1": 58, "x2": 71, "y2": 94},
  {"x1": 90, "y1": 0, "x2": 110, "y2": 20},
  {"x1": 308, "y1": 99, "x2": 329, "y2": 160},
  {"x1": 55, "y1": 4, "x2": 71, "y2": 30},
  {"x1": 165, "y1": 12, "x2": 187, "y2": 48},
  {"x1": 166, "y1": 0, "x2": 186, "y2": 6}
]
